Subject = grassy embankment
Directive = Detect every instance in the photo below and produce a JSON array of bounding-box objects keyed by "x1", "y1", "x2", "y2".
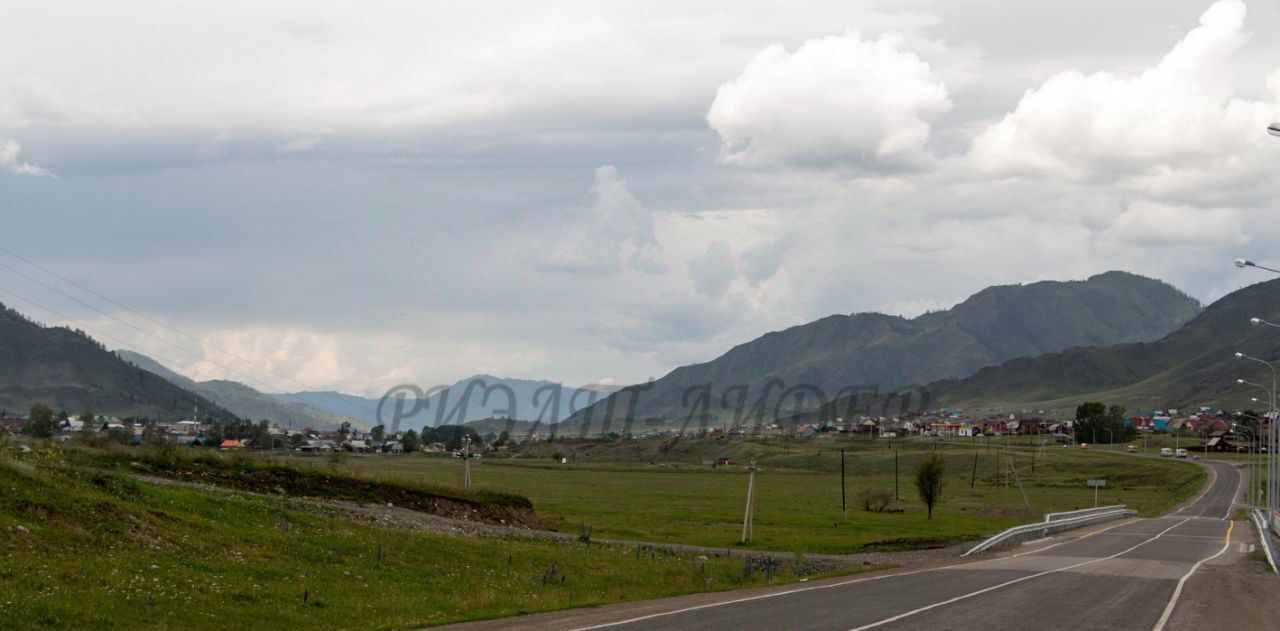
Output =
[
  {"x1": 276, "y1": 434, "x2": 1206, "y2": 555},
  {"x1": 0, "y1": 443, "x2": 838, "y2": 630}
]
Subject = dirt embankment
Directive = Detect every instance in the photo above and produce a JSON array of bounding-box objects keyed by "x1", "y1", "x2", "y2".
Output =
[{"x1": 77, "y1": 448, "x2": 542, "y2": 528}]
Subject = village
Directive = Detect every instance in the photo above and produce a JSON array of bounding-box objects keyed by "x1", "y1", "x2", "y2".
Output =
[{"x1": 0, "y1": 403, "x2": 1265, "y2": 455}]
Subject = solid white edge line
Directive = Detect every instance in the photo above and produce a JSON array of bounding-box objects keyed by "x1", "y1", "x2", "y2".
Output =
[
  {"x1": 1151, "y1": 521, "x2": 1234, "y2": 631},
  {"x1": 576, "y1": 460, "x2": 1228, "y2": 631},
  {"x1": 1176, "y1": 462, "x2": 1216, "y2": 516},
  {"x1": 567, "y1": 564, "x2": 960, "y2": 631},
  {"x1": 845, "y1": 518, "x2": 1194, "y2": 631},
  {"x1": 1222, "y1": 462, "x2": 1243, "y2": 520}
]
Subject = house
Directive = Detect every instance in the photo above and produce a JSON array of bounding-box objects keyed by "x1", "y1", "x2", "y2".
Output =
[
  {"x1": 793, "y1": 424, "x2": 817, "y2": 438},
  {"x1": 219, "y1": 439, "x2": 245, "y2": 450},
  {"x1": 175, "y1": 420, "x2": 201, "y2": 435},
  {"x1": 385, "y1": 441, "x2": 405, "y2": 454}
]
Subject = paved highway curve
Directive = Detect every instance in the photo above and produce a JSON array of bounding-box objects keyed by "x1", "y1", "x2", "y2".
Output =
[
  {"x1": 447, "y1": 459, "x2": 1243, "y2": 631},
  {"x1": 580, "y1": 459, "x2": 1241, "y2": 631}
]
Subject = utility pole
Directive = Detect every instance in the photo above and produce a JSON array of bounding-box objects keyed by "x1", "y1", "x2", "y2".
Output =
[
  {"x1": 463, "y1": 436, "x2": 473, "y2": 488},
  {"x1": 970, "y1": 451, "x2": 978, "y2": 489},
  {"x1": 840, "y1": 449, "x2": 847, "y2": 519},
  {"x1": 894, "y1": 449, "x2": 900, "y2": 501},
  {"x1": 741, "y1": 458, "x2": 758, "y2": 544}
]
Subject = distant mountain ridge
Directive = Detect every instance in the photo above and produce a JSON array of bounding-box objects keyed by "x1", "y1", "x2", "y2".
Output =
[
  {"x1": 115, "y1": 351, "x2": 368, "y2": 431},
  {"x1": 0, "y1": 305, "x2": 234, "y2": 420},
  {"x1": 565, "y1": 271, "x2": 1202, "y2": 427},
  {"x1": 930, "y1": 277, "x2": 1280, "y2": 412},
  {"x1": 276, "y1": 376, "x2": 619, "y2": 430}
]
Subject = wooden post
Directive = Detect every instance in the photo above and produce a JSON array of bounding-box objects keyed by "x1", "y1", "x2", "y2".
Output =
[
  {"x1": 741, "y1": 459, "x2": 758, "y2": 544},
  {"x1": 840, "y1": 449, "x2": 847, "y2": 518}
]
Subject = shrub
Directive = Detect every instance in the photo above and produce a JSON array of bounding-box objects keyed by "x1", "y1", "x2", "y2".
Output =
[{"x1": 858, "y1": 488, "x2": 893, "y2": 512}]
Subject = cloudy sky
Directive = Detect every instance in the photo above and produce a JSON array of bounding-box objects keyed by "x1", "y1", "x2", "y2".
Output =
[{"x1": 2, "y1": 0, "x2": 1279, "y2": 396}]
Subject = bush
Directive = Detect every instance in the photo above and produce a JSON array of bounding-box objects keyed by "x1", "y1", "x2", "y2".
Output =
[{"x1": 858, "y1": 488, "x2": 893, "y2": 513}]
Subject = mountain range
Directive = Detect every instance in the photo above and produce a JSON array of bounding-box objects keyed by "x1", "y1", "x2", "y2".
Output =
[
  {"x1": 6, "y1": 268, "x2": 1261, "y2": 429},
  {"x1": 0, "y1": 304, "x2": 234, "y2": 420},
  {"x1": 276, "y1": 376, "x2": 620, "y2": 430},
  {"x1": 930, "y1": 276, "x2": 1280, "y2": 414},
  {"x1": 114, "y1": 351, "x2": 368, "y2": 431},
  {"x1": 564, "y1": 271, "x2": 1202, "y2": 427}
]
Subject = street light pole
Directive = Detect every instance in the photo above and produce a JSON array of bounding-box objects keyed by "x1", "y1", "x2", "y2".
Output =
[
  {"x1": 1239, "y1": 349, "x2": 1279, "y2": 527},
  {"x1": 1234, "y1": 423, "x2": 1258, "y2": 510}
]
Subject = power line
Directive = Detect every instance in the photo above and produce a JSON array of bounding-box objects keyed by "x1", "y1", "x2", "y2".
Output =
[
  {"x1": 0, "y1": 262, "x2": 296, "y2": 395},
  {"x1": 0, "y1": 246, "x2": 321, "y2": 393},
  {"x1": 0, "y1": 246, "x2": 376, "y2": 420},
  {"x1": 0, "y1": 284, "x2": 233, "y2": 417}
]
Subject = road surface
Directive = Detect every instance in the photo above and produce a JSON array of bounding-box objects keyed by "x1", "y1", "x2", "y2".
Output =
[{"x1": 448, "y1": 459, "x2": 1253, "y2": 631}]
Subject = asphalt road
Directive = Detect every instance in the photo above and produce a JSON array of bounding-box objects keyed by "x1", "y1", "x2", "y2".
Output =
[{"x1": 450, "y1": 459, "x2": 1246, "y2": 631}]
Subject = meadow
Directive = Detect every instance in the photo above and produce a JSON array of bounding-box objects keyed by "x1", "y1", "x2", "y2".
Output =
[
  {"x1": 276, "y1": 434, "x2": 1207, "y2": 555},
  {"x1": 0, "y1": 444, "x2": 839, "y2": 630}
]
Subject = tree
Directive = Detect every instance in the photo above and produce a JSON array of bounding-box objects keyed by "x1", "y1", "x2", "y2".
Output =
[
  {"x1": 1074, "y1": 402, "x2": 1133, "y2": 444},
  {"x1": 370, "y1": 424, "x2": 385, "y2": 443},
  {"x1": 338, "y1": 421, "x2": 352, "y2": 443},
  {"x1": 289, "y1": 433, "x2": 306, "y2": 449},
  {"x1": 401, "y1": 429, "x2": 419, "y2": 453},
  {"x1": 25, "y1": 403, "x2": 56, "y2": 439},
  {"x1": 915, "y1": 453, "x2": 945, "y2": 520}
]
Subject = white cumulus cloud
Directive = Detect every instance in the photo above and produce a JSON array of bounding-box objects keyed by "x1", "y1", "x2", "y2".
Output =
[
  {"x1": 0, "y1": 139, "x2": 52, "y2": 176},
  {"x1": 707, "y1": 30, "x2": 951, "y2": 169},
  {"x1": 968, "y1": 0, "x2": 1278, "y2": 190},
  {"x1": 543, "y1": 165, "x2": 664, "y2": 274}
]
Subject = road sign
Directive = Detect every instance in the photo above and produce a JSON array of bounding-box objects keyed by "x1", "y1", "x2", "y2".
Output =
[{"x1": 1088, "y1": 479, "x2": 1106, "y2": 508}]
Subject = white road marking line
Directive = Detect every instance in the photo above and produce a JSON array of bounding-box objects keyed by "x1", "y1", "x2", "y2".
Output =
[
  {"x1": 1176, "y1": 463, "x2": 1217, "y2": 516},
  {"x1": 845, "y1": 518, "x2": 1195, "y2": 631},
  {"x1": 568, "y1": 561, "x2": 983, "y2": 631},
  {"x1": 576, "y1": 461, "x2": 1230, "y2": 631},
  {"x1": 1222, "y1": 462, "x2": 1243, "y2": 520},
  {"x1": 1151, "y1": 521, "x2": 1234, "y2": 631}
]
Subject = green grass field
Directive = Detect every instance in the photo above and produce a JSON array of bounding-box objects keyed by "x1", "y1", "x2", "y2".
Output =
[
  {"x1": 0, "y1": 446, "x2": 841, "y2": 630},
  {"x1": 274, "y1": 435, "x2": 1207, "y2": 555}
]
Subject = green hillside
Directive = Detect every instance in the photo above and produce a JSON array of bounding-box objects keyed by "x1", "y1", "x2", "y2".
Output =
[
  {"x1": 0, "y1": 305, "x2": 234, "y2": 420},
  {"x1": 116, "y1": 351, "x2": 368, "y2": 431},
  {"x1": 567, "y1": 271, "x2": 1200, "y2": 427},
  {"x1": 932, "y1": 277, "x2": 1280, "y2": 413}
]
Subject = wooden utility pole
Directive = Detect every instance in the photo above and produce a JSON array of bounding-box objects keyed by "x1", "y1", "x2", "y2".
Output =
[
  {"x1": 970, "y1": 450, "x2": 979, "y2": 489},
  {"x1": 840, "y1": 449, "x2": 847, "y2": 519},
  {"x1": 894, "y1": 449, "x2": 900, "y2": 501},
  {"x1": 741, "y1": 458, "x2": 758, "y2": 544},
  {"x1": 462, "y1": 436, "x2": 472, "y2": 489}
]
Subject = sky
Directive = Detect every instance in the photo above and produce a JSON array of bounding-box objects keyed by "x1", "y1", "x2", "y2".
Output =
[{"x1": 2, "y1": 0, "x2": 1279, "y2": 397}]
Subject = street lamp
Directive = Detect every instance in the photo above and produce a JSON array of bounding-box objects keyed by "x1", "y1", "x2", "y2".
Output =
[
  {"x1": 1237, "y1": 352, "x2": 1279, "y2": 526},
  {"x1": 1239, "y1": 376, "x2": 1277, "y2": 526},
  {"x1": 1236, "y1": 258, "x2": 1280, "y2": 275},
  {"x1": 1234, "y1": 422, "x2": 1259, "y2": 510},
  {"x1": 1252, "y1": 316, "x2": 1280, "y2": 330}
]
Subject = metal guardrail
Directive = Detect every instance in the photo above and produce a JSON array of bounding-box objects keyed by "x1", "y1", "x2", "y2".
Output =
[
  {"x1": 1251, "y1": 508, "x2": 1279, "y2": 575},
  {"x1": 1043, "y1": 505, "x2": 1128, "y2": 523},
  {"x1": 963, "y1": 506, "x2": 1136, "y2": 556}
]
